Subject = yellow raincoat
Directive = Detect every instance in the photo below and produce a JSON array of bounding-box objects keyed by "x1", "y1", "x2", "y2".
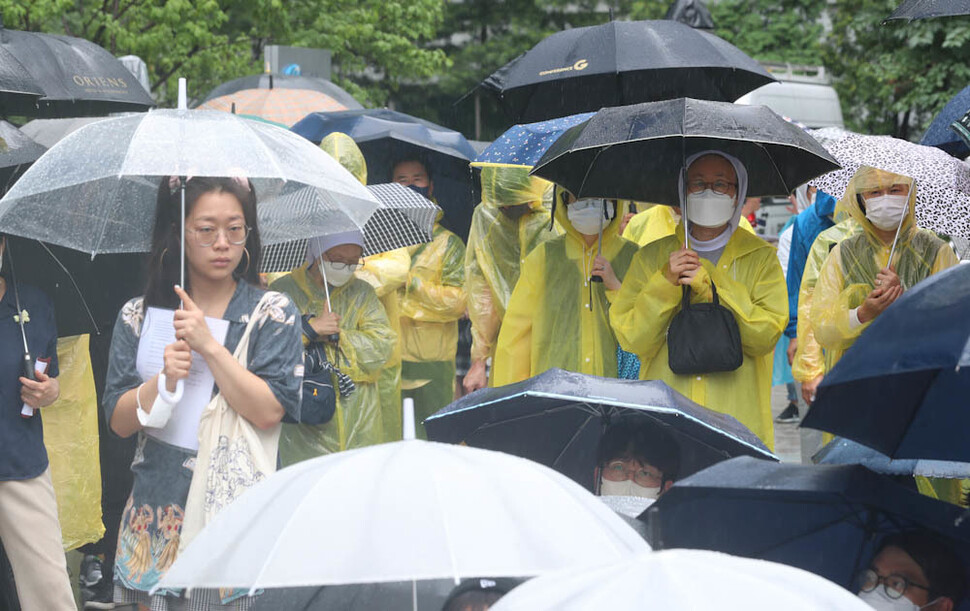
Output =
[
  {"x1": 465, "y1": 164, "x2": 560, "y2": 366},
  {"x1": 811, "y1": 168, "x2": 958, "y2": 367},
  {"x1": 271, "y1": 267, "x2": 395, "y2": 460},
  {"x1": 43, "y1": 334, "x2": 104, "y2": 550},
  {"x1": 321, "y1": 132, "x2": 411, "y2": 442},
  {"x1": 791, "y1": 219, "x2": 860, "y2": 383},
  {"x1": 399, "y1": 222, "x2": 466, "y2": 437},
  {"x1": 611, "y1": 224, "x2": 788, "y2": 449},
  {"x1": 492, "y1": 192, "x2": 639, "y2": 386},
  {"x1": 623, "y1": 204, "x2": 754, "y2": 247}
]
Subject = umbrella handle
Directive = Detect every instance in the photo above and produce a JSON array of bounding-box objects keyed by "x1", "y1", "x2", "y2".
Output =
[
  {"x1": 590, "y1": 202, "x2": 605, "y2": 283},
  {"x1": 317, "y1": 256, "x2": 341, "y2": 344},
  {"x1": 886, "y1": 198, "x2": 909, "y2": 268}
]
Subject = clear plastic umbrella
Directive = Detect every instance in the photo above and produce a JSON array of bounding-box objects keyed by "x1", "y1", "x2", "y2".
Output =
[{"x1": 490, "y1": 549, "x2": 872, "y2": 611}]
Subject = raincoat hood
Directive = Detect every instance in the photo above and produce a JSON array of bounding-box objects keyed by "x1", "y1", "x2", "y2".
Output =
[
  {"x1": 839, "y1": 166, "x2": 917, "y2": 243},
  {"x1": 679, "y1": 150, "x2": 748, "y2": 252},
  {"x1": 473, "y1": 162, "x2": 552, "y2": 212},
  {"x1": 320, "y1": 132, "x2": 367, "y2": 185}
]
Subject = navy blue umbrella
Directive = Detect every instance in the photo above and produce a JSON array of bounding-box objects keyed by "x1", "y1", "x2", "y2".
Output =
[
  {"x1": 474, "y1": 112, "x2": 594, "y2": 166},
  {"x1": 424, "y1": 368, "x2": 776, "y2": 492},
  {"x1": 643, "y1": 457, "x2": 970, "y2": 594},
  {"x1": 802, "y1": 263, "x2": 970, "y2": 462},
  {"x1": 921, "y1": 84, "x2": 970, "y2": 158},
  {"x1": 291, "y1": 109, "x2": 478, "y2": 240},
  {"x1": 815, "y1": 437, "x2": 970, "y2": 479}
]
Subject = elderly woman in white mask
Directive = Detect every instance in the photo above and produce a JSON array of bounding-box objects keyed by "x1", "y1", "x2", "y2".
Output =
[
  {"x1": 270, "y1": 230, "x2": 396, "y2": 461},
  {"x1": 610, "y1": 151, "x2": 788, "y2": 449}
]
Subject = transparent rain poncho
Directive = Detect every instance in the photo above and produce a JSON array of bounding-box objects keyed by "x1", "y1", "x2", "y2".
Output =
[
  {"x1": 320, "y1": 132, "x2": 367, "y2": 185},
  {"x1": 0, "y1": 109, "x2": 378, "y2": 253},
  {"x1": 811, "y1": 167, "x2": 958, "y2": 366},
  {"x1": 465, "y1": 164, "x2": 559, "y2": 362}
]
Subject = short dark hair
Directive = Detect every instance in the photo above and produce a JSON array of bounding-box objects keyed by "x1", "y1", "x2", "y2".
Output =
[
  {"x1": 441, "y1": 578, "x2": 518, "y2": 611},
  {"x1": 144, "y1": 176, "x2": 261, "y2": 309},
  {"x1": 597, "y1": 421, "x2": 680, "y2": 483},
  {"x1": 876, "y1": 531, "x2": 967, "y2": 603},
  {"x1": 390, "y1": 154, "x2": 433, "y2": 181}
]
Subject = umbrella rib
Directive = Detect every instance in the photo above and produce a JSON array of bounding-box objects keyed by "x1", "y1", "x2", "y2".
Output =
[
  {"x1": 35, "y1": 240, "x2": 101, "y2": 335},
  {"x1": 550, "y1": 409, "x2": 600, "y2": 470},
  {"x1": 428, "y1": 451, "x2": 462, "y2": 583}
]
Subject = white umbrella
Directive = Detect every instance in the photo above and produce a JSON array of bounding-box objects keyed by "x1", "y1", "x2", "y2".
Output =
[
  {"x1": 490, "y1": 549, "x2": 873, "y2": 611},
  {"x1": 155, "y1": 438, "x2": 648, "y2": 597}
]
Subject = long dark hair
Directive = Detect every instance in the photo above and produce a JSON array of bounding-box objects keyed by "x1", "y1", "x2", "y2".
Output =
[{"x1": 144, "y1": 176, "x2": 261, "y2": 309}]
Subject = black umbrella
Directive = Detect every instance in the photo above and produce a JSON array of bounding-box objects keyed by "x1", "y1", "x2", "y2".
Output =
[
  {"x1": 0, "y1": 22, "x2": 154, "y2": 117},
  {"x1": 200, "y1": 74, "x2": 363, "y2": 110},
  {"x1": 481, "y1": 20, "x2": 774, "y2": 123},
  {"x1": 0, "y1": 43, "x2": 44, "y2": 107},
  {"x1": 0, "y1": 121, "x2": 46, "y2": 191},
  {"x1": 424, "y1": 368, "x2": 776, "y2": 492},
  {"x1": 531, "y1": 97, "x2": 840, "y2": 205},
  {"x1": 886, "y1": 0, "x2": 970, "y2": 20},
  {"x1": 643, "y1": 457, "x2": 970, "y2": 592},
  {"x1": 814, "y1": 437, "x2": 970, "y2": 480}
]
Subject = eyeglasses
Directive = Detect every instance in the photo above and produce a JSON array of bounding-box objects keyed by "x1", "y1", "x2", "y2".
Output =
[
  {"x1": 322, "y1": 259, "x2": 362, "y2": 271},
  {"x1": 601, "y1": 459, "x2": 662, "y2": 488},
  {"x1": 186, "y1": 225, "x2": 250, "y2": 247},
  {"x1": 686, "y1": 179, "x2": 737, "y2": 196},
  {"x1": 857, "y1": 568, "x2": 931, "y2": 600}
]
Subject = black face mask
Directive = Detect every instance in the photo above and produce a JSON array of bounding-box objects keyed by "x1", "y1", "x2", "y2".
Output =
[
  {"x1": 406, "y1": 184, "x2": 431, "y2": 200},
  {"x1": 499, "y1": 204, "x2": 531, "y2": 220}
]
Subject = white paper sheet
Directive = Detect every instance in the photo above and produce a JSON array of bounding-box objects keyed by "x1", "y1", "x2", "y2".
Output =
[
  {"x1": 135, "y1": 307, "x2": 229, "y2": 451},
  {"x1": 20, "y1": 359, "x2": 49, "y2": 418}
]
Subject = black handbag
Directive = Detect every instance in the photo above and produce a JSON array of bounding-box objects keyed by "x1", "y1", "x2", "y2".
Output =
[
  {"x1": 283, "y1": 342, "x2": 337, "y2": 425},
  {"x1": 667, "y1": 281, "x2": 743, "y2": 375}
]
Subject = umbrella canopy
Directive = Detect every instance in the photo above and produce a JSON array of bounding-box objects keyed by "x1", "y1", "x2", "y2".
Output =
[
  {"x1": 0, "y1": 44, "x2": 44, "y2": 110},
  {"x1": 0, "y1": 25, "x2": 154, "y2": 116},
  {"x1": 491, "y1": 549, "x2": 870, "y2": 611},
  {"x1": 156, "y1": 440, "x2": 648, "y2": 593},
  {"x1": 260, "y1": 182, "x2": 439, "y2": 273},
  {"x1": 642, "y1": 457, "x2": 970, "y2": 591},
  {"x1": 0, "y1": 120, "x2": 46, "y2": 190},
  {"x1": 425, "y1": 369, "x2": 776, "y2": 492},
  {"x1": 201, "y1": 74, "x2": 362, "y2": 110},
  {"x1": 814, "y1": 437, "x2": 970, "y2": 480},
  {"x1": 532, "y1": 97, "x2": 840, "y2": 204},
  {"x1": 474, "y1": 113, "x2": 595, "y2": 166},
  {"x1": 0, "y1": 108, "x2": 379, "y2": 255},
  {"x1": 811, "y1": 132, "x2": 970, "y2": 239},
  {"x1": 801, "y1": 263, "x2": 970, "y2": 462},
  {"x1": 18, "y1": 116, "x2": 120, "y2": 149},
  {"x1": 198, "y1": 88, "x2": 354, "y2": 128},
  {"x1": 921, "y1": 85, "x2": 970, "y2": 158},
  {"x1": 887, "y1": 0, "x2": 970, "y2": 20},
  {"x1": 291, "y1": 109, "x2": 478, "y2": 240},
  {"x1": 482, "y1": 20, "x2": 775, "y2": 123},
  {"x1": 252, "y1": 581, "x2": 457, "y2": 611}
]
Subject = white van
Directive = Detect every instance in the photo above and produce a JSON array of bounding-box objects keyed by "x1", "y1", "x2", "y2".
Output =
[{"x1": 735, "y1": 63, "x2": 844, "y2": 129}]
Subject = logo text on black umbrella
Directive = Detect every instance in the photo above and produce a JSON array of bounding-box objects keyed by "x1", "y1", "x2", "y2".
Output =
[{"x1": 538, "y1": 59, "x2": 589, "y2": 77}]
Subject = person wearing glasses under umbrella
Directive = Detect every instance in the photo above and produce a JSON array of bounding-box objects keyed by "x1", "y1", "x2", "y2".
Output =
[
  {"x1": 271, "y1": 230, "x2": 395, "y2": 460},
  {"x1": 611, "y1": 152, "x2": 788, "y2": 450},
  {"x1": 856, "y1": 531, "x2": 965, "y2": 610}
]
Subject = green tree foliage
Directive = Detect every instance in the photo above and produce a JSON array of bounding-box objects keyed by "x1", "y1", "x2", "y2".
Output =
[
  {"x1": 706, "y1": 0, "x2": 824, "y2": 65},
  {"x1": 823, "y1": 0, "x2": 970, "y2": 139},
  {"x1": 0, "y1": 0, "x2": 448, "y2": 107}
]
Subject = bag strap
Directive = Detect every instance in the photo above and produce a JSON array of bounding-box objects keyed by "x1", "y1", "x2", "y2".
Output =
[
  {"x1": 680, "y1": 279, "x2": 721, "y2": 309},
  {"x1": 232, "y1": 291, "x2": 276, "y2": 364}
]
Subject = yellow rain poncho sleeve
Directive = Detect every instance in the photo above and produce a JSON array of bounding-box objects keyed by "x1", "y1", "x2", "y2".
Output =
[
  {"x1": 811, "y1": 168, "x2": 958, "y2": 365},
  {"x1": 43, "y1": 334, "x2": 104, "y2": 550},
  {"x1": 465, "y1": 164, "x2": 559, "y2": 362},
  {"x1": 356, "y1": 248, "x2": 410, "y2": 441},
  {"x1": 623, "y1": 204, "x2": 755, "y2": 247},
  {"x1": 492, "y1": 196, "x2": 639, "y2": 386},
  {"x1": 611, "y1": 227, "x2": 788, "y2": 449},
  {"x1": 271, "y1": 269, "x2": 395, "y2": 461},
  {"x1": 791, "y1": 220, "x2": 859, "y2": 383},
  {"x1": 399, "y1": 223, "x2": 466, "y2": 436},
  {"x1": 320, "y1": 132, "x2": 367, "y2": 184}
]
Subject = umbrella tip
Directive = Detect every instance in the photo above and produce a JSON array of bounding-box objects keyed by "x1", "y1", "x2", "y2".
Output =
[
  {"x1": 402, "y1": 398, "x2": 417, "y2": 441},
  {"x1": 177, "y1": 78, "x2": 188, "y2": 111}
]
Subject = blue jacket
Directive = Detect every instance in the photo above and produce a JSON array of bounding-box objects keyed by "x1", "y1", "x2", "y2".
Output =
[{"x1": 785, "y1": 191, "x2": 837, "y2": 338}]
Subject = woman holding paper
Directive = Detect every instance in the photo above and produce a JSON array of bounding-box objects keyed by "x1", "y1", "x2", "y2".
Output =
[{"x1": 103, "y1": 177, "x2": 303, "y2": 610}]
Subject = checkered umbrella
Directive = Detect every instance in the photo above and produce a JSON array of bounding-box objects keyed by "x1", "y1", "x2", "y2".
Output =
[
  {"x1": 260, "y1": 182, "x2": 439, "y2": 273},
  {"x1": 199, "y1": 89, "x2": 353, "y2": 127},
  {"x1": 809, "y1": 131, "x2": 970, "y2": 239}
]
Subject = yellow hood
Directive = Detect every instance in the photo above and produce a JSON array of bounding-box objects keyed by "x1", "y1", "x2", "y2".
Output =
[
  {"x1": 839, "y1": 166, "x2": 917, "y2": 242},
  {"x1": 473, "y1": 162, "x2": 552, "y2": 211},
  {"x1": 552, "y1": 186, "x2": 626, "y2": 248},
  {"x1": 320, "y1": 132, "x2": 367, "y2": 185}
]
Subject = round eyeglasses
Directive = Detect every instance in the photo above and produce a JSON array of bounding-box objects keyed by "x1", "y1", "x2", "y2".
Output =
[
  {"x1": 686, "y1": 179, "x2": 737, "y2": 196},
  {"x1": 858, "y1": 568, "x2": 931, "y2": 601},
  {"x1": 601, "y1": 459, "x2": 662, "y2": 488},
  {"x1": 186, "y1": 225, "x2": 250, "y2": 247}
]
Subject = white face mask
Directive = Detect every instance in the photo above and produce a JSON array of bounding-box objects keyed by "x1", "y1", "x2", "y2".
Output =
[
  {"x1": 686, "y1": 190, "x2": 737, "y2": 228},
  {"x1": 857, "y1": 588, "x2": 938, "y2": 610},
  {"x1": 599, "y1": 477, "x2": 660, "y2": 499},
  {"x1": 567, "y1": 199, "x2": 615, "y2": 235},
  {"x1": 864, "y1": 194, "x2": 909, "y2": 231},
  {"x1": 318, "y1": 259, "x2": 355, "y2": 287}
]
